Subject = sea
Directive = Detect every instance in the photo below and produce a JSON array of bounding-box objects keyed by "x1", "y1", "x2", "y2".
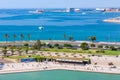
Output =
[
  {"x1": 0, "y1": 70, "x2": 119, "y2": 80},
  {"x1": 0, "y1": 9, "x2": 120, "y2": 42}
]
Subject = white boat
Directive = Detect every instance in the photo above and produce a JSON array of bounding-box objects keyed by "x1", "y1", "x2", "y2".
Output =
[
  {"x1": 29, "y1": 10, "x2": 43, "y2": 14},
  {"x1": 38, "y1": 26, "x2": 44, "y2": 30},
  {"x1": 95, "y1": 8, "x2": 104, "y2": 11},
  {"x1": 82, "y1": 12, "x2": 86, "y2": 15}
]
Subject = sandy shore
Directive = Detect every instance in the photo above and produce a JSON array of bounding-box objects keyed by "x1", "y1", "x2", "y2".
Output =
[{"x1": 0, "y1": 62, "x2": 120, "y2": 74}]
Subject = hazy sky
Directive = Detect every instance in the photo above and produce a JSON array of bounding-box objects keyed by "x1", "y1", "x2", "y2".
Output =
[{"x1": 0, "y1": 0, "x2": 119, "y2": 8}]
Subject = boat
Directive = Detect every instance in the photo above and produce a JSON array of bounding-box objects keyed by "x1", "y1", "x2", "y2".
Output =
[
  {"x1": 81, "y1": 12, "x2": 86, "y2": 15},
  {"x1": 29, "y1": 10, "x2": 43, "y2": 14},
  {"x1": 95, "y1": 8, "x2": 104, "y2": 11},
  {"x1": 38, "y1": 26, "x2": 44, "y2": 30}
]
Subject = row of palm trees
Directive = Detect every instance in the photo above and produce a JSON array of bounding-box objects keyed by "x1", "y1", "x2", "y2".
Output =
[
  {"x1": 4, "y1": 33, "x2": 31, "y2": 43},
  {"x1": 3, "y1": 33, "x2": 96, "y2": 43},
  {"x1": 63, "y1": 34, "x2": 73, "y2": 41},
  {"x1": 63, "y1": 34, "x2": 96, "y2": 41}
]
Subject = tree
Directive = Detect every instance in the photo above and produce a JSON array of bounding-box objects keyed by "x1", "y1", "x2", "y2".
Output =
[
  {"x1": 4, "y1": 33, "x2": 9, "y2": 43},
  {"x1": 10, "y1": 46, "x2": 14, "y2": 55},
  {"x1": 105, "y1": 45, "x2": 109, "y2": 49},
  {"x1": 47, "y1": 44, "x2": 52, "y2": 48},
  {"x1": 117, "y1": 46, "x2": 120, "y2": 50},
  {"x1": 110, "y1": 46, "x2": 116, "y2": 51},
  {"x1": 24, "y1": 43, "x2": 29, "y2": 54},
  {"x1": 54, "y1": 43, "x2": 59, "y2": 48},
  {"x1": 34, "y1": 40, "x2": 42, "y2": 50},
  {"x1": 42, "y1": 43, "x2": 46, "y2": 47},
  {"x1": 25, "y1": 48, "x2": 29, "y2": 54},
  {"x1": 68, "y1": 36, "x2": 73, "y2": 41},
  {"x1": 98, "y1": 45, "x2": 103, "y2": 49},
  {"x1": 18, "y1": 49, "x2": 22, "y2": 56},
  {"x1": 89, "y1": 36, "x2": 96, "y2": 42},
  {"x1": 13, "y1": 34, "x2": 16, "y2": 42},
  {"x1": 64, "y1": 44, "x2": 72, "y2": 47},
  {"x1": 63, "y1": 34, "x2": 66, "y2": 41},
  {"x1": 24, "y1": 43, "x2": 29, "y2": 47},
  {"x1": 2, "y1": 46, "x2": 7, "y2": 56},
  {"x1": 80, "y1": 42, "x2": 89, "y2": 50},
  {"x1": 27, "y1": 34, "x2": 31, "y2": 42},
  {"x1": 90, "y1": 44, "x2": 96, "y2": 48},
  {"x1": 20, "y1": 34, "x2": 24, "y2": 42}
]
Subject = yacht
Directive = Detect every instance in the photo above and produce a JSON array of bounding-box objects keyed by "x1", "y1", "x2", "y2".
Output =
[
  {"x1": 82, "y1": 12, "x2": 86, "y2": 15},
  {"x1": 29, "y1": 10, "x2": 43, "y2": 14},
  {"x1": 95, "y1": 8, "x2": 104, "y2": 11},
  {"x1": 38, "y1": 26, "x2": 44, "y2": 30}
]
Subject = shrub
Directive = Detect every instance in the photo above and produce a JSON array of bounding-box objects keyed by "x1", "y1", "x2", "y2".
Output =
[
  {"x1": 105, "y1": 45, "x2": 109, "y2": 49},
  {"x1": 64, "y1": 44, "x2": 72, "y2": 47},
  {"x1": 90, "y1": 44, "x2": 96, "y2": 48},
  {"x1": 80, "y1": 42, "x2": 89, "y2": 50},
  {"x1": 54, "y1": 43, "x2": 59, "y2": 47},
  {"x1": 88, "y1": 51, "x2": 91, "y2": 53},
  {"x1": 110, "y1": 46, "x2": 117, "y2": 51},
  {"x1": 98, "y1": 45, "x2": 103, "y2": 48},
  {"x1": 24, "y1": 43, "x2": 29, "y2": 47},
  {"x1": 47, "y1": 44, "x2": 53, "y2": 48},
  {"x1": 96, "y1": 50, "x2": 105, "y2": 53},
  {"x1": 108, "y1": 62, "x2": 113, "y2": 66}
]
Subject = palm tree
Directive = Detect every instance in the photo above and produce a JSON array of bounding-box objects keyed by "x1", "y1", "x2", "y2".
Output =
[
  {"x1": 13, "y1": 34, "x2": 16, "y2": 46},
  {"x1": 68, "y1": 36, "x2": 73, "y2": 41},
  {"x1": 4, "y1": 33, "x2": 9, "y2": 43},
  {"x1": 20, "y1": 34, "x2": 24, "y2": 42},
  {"x1": 89, "y1": 36, "x2": 96, "y2": 42},
  {"x1": 63, "y1": 34, "x2": 66, "y2": 41},
  {"x1": 27, "y1": 34, "x2": 31, "y2": 42}
]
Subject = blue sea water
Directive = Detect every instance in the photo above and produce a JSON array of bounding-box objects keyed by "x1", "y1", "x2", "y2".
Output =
[
  {"x1": 0, "y1": 70, "x2": 120, "y2": 80},
  {"x1": 0, "y1": 9, "x2": 120, "y2": 42}
]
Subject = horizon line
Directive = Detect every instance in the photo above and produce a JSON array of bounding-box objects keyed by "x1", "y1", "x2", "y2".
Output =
[{"x1": 0, "y1": 7, "x2": 120, "y2": 9}]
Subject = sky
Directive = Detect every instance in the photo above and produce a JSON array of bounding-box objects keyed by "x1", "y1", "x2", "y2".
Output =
[{"x1": 0, "y1": 0, "x2": 120, "y2": 9}]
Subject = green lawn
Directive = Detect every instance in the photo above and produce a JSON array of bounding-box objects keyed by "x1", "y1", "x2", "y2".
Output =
[
  {"x1": 4, "y1": 48, "x2": 120, "y2": 60},
  {"x1": 104, "y1": 50, "x2": 120, "y2": 55},
  {"x1": 4, "y1": 54, "x2": 39, "y2": 59},
  {"x1": 3, "y1": 48, "x2": 120, "y2": 60},
  {"x1": 41, "y1": 48, "x2": 120, "y2": 56}
]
